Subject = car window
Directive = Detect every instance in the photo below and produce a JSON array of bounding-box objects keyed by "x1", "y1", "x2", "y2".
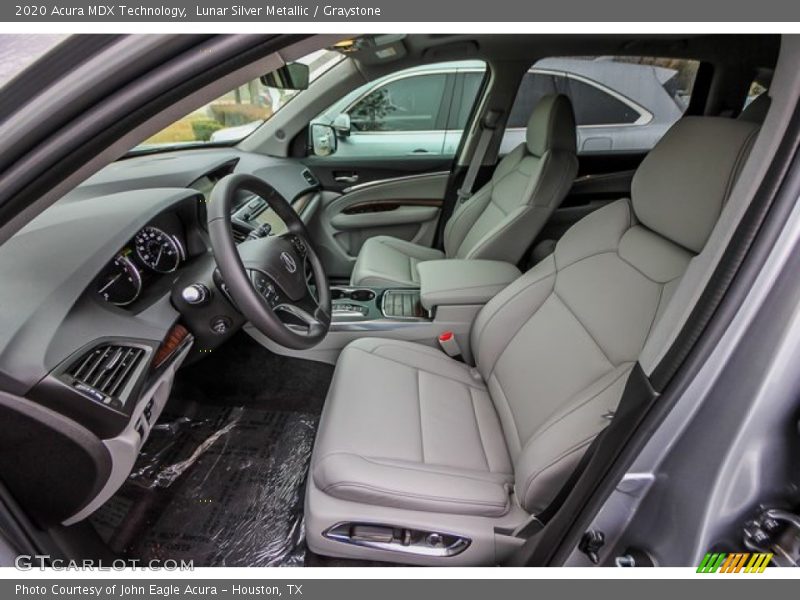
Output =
[
  {"x1": 313, "y1": 61, "x2": 487, "y2": 160},
  {"x1": 507, "y1": 73, "x2": 559, "y2": 128},
  {"x1": 454, "y1": 72, "x2": 486, "y2": 129},
  {"x1": 134, "y1": 49, "x2": 344, "y2": 152},
  {"x1": 349, "y1": 73, "x2": 448, "y2": 132},
  {"x1": 744, "y1": 79, "x2": 769, "y2": 109},
  {"x1": 504, "y1": 56, "x2": 699, "y2": 155},
  {"x1": 561, "y1": 77, "x2": 640, "y2": 125}
]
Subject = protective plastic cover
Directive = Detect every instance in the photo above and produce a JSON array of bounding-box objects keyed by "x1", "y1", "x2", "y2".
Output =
[{"x1": 91, "y1": 406, "x2": 317, "y2": 566}]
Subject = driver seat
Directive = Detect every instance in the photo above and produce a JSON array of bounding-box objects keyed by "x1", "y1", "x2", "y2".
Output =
[{"x1": 306, "y1": 117, "x2": 760, "y2": 565}]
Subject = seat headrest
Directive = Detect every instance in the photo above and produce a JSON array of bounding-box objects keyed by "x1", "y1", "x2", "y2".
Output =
[
  {"x1": 526, "y1": 94, "x2": 577, "y2": 157},
  {"x1": 631, "y1": 117, "x2": 759, "y2": 254}
]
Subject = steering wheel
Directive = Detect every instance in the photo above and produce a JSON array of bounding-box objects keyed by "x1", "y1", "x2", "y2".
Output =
[{"x1": 207, "y1": 173, "x2": 331, "y2": 350}]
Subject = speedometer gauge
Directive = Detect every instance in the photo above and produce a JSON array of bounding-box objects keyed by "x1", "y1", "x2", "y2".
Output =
[
  {"x1": 97, "y1": 254, "x2": 142, "y2": 306},
  {"x1": 134, "y1": 226, "x2": 184, "y2": 273}
]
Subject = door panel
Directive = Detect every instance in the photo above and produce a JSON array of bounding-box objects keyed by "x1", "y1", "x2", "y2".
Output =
[
  {"x1": 304, "y1": 155, "x2": 454, "y2": 194},
  {"x1": 306, "y1": 172, "x2": 449, "y2": 279}
]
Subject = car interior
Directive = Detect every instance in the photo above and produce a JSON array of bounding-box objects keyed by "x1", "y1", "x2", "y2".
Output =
[{"x1": 0, "y1": 33, "x2": 789, "y2": 567}]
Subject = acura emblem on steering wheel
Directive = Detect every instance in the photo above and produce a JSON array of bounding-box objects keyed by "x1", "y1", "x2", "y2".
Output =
[{"x1": 280, "y1": 251, "x2": 297, "y2": 273}]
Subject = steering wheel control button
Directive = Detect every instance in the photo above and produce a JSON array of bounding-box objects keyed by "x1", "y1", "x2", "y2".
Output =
[
  {"x1": 251, "y1": 271, "x2": 278, "y2": 303},
  {"x1": 210, "y1": 316, "x2": 232, "y2": 335},
  {"x1": 181, "y1": 283, "x2": 210, "y2": 305},
  {"x1": 289, "y1": 236, "x2": 307, "y2": 255}
]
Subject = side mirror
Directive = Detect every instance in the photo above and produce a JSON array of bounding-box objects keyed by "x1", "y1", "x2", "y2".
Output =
[
  {"x1": 310, "y1": 123, "x2": 338, "y2": 157},
  {"x1": 260, "y1": 63, "x2": 310, "y2": 91},
  {"x1": 332, "y1": 113, "x2": 352, "y2": 137}
]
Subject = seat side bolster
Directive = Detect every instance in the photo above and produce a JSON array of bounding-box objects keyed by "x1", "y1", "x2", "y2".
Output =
[
  {"x1": 514, "y1": 363, "x2": 634, "y2": 513},
  {"x1": 314, "y1": 453, "x2": 511, "y2": 518}
]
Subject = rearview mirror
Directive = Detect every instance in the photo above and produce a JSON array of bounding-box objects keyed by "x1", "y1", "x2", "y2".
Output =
[
  {"x1": 260, "y1": 63, "x2": 310, "y2": 91},
  {"x1": 332, "y1": 113, "x2": 352, "y2": 137},
  {"x1": 310, "y1": 123, "x2": 338, "y2": 157}
]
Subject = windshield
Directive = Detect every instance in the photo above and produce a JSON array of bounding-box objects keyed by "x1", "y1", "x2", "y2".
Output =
[{"x1": 135, "y1": 49, "x2": 344, "y2": 152}]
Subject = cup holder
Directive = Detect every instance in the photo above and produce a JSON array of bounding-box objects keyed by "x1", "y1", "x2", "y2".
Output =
[
  {"x1": 331, "y1": 287, "x2": 376, "y2": 302},
  {"x1": 350, "y1": 289, "x2": 376, "y2": 302}
]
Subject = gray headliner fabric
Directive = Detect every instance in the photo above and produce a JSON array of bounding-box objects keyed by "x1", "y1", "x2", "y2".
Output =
[
  {"x1": 350, "y1": 95, "x2": 577, "y2": 288},
  {"x1": 310, "y1": 116, "x2": 758, "y2": 560}
]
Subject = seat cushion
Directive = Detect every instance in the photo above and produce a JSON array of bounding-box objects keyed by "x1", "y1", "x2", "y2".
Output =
[
  {"x1": 350, "y1": 236, "x2": 444, "y2": 288},
  {"x1": 312, "y1": 338, "x2": 513, "y2": 517}
]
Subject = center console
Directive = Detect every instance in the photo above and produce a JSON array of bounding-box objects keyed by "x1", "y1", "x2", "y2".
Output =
[
  {"x1": 246, "y1": 259, "x2": 521, "y2": 364},
  {"x1": 331, "y1": 287, "x2": 427, "y2": 321}
]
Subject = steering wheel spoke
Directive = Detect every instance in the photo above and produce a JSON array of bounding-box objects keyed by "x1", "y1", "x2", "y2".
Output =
[{"x1": 274, "y1": 300, "x2": 329, "y2": 338}]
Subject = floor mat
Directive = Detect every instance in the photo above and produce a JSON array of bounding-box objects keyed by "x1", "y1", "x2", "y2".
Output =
[{"x1": 91, "y1": 405, "x2": 318, "y2": 567}]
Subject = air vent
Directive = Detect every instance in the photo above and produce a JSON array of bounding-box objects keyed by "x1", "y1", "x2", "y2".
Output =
[
  {"x1": 232, "y1": 228, "x2": 248, "y2": 243},
  {"x1": 66, "y1": 344, "x2": 145, "y2": 404},
  {"x1": 301, "y1": 169, "x2": 319, "y2": 187}
]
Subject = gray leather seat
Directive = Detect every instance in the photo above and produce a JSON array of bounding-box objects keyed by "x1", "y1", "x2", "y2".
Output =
[
  {"x1": 349, "y1": 94, "x2": 579, "y2": 288},
  {"x1": 308, "y1": 117, "x2": 760, "y2": 565}
]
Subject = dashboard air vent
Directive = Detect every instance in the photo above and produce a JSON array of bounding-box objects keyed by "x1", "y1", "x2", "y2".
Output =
[
  {"x1": 67, "y1": 344, "x2": 145, "y2": 402},
  {"x1": 302, "y1": 169, "x2": 319, "y2": 187},
  {"x1": 232, "y1": 227, "x2": 248, "y2": 243}
]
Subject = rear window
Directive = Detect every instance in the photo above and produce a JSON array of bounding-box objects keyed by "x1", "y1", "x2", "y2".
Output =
[{"x1": 506, "y1": 56, "x2": 700, "y2": 154}]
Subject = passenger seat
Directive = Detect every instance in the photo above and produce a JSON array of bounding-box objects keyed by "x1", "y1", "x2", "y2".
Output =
[{"x1": 349, "y1": 94, "x2": 578, "y2": 288}]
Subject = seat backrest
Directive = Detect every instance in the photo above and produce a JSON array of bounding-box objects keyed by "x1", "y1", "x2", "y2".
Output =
[
  {"x1": 443, "y1": 94, "x2": 578, "y2": 263},
  {"x1": 470, "y1": 116, "x2": 760, "y2": 514}
]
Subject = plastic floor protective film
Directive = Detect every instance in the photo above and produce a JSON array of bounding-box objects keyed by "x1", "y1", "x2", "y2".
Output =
[{"x1": 91, "y1": 405, "x2": 318, "y2": 566}]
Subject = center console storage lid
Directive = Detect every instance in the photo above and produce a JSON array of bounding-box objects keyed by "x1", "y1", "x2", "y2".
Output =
[{"x1": 418, "y1": 260, "x2": 521, "y2": 310}]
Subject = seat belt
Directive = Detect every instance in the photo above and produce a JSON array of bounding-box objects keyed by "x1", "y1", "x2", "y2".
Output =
[
  {"x1": 525, "y1": 365, "x2": 657, "y2": 526},
  {"x1": 508, "y1": 365, "x2": 657, "y2": 566},
  {"x1": 456, "y1": 109, "x2": 502, "y2": 203}
]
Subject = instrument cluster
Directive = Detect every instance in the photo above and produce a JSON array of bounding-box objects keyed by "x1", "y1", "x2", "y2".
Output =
[{"x1": 96, "y1": 217, "x2": 186, "y2": 307}]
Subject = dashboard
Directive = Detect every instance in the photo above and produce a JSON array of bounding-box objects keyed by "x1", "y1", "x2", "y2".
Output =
[{"x1": 0, "y1": 147, "x2": 322, "y2": 526}]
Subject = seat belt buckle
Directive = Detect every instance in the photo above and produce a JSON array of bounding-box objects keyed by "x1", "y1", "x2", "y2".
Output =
[
  {"x1": 456, "y1": 189, "x2": 472, "y2": 203},
  {"x1": 438, "y1": 331, "x2": 463, "y2": 361}
]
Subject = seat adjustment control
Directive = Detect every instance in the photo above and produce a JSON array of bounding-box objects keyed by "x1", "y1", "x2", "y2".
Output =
[{"x1": 324, "y1": 522, "x2": 470, "y2": 557}]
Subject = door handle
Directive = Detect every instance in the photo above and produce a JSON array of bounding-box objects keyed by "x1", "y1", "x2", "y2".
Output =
[
  {"x1": 408, "y1": 148, "x2": 431, "y2": 155},
  {"x1": 334, "y1": 174, "x2": 359, "y2": 184}
]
